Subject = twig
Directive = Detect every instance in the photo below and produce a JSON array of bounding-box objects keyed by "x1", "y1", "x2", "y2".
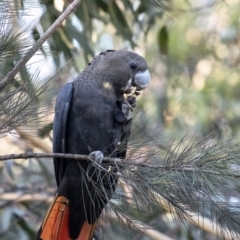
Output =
[
  {"x1": 0, "y1": 0, "x2": 84, "y2": 91},
  {"x1": 0, "y1": 152, "x2": 122, "y2": 163},
  {"x1": 0, "y1": 192, "x2": 53, "y2": 206}
]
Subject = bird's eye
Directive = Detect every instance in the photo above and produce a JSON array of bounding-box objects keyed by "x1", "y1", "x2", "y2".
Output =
[{"x1": 129, "y1": 62, "x2": 137, "y2": 69}]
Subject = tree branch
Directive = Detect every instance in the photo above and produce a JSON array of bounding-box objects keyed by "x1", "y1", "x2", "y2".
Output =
[
  {"x1": 0, "y1": 0, "x2": 84, "y2": 91},
  {"x1": 1, "y1": 152, "x2": 240, "y2": 178},
  {"x1": 0, "y1": 192, "x2": 53, "y2": 205},
  {"x1": 0, "y1": 152, "x2": 122, "y2": 163}
]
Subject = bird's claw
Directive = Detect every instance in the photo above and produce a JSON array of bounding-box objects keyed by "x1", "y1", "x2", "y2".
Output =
[
  {"x1": 122, "y1": 102, "x2": 132, "y2": 121},
  {"x1": 127, "y1": 95, "x2": 137, "y2": 108},
  {"x1": 89, "y1": 151, "x2": 104, "y2": 163},
  {"x1": 122, "y1": 96, "x2": 137, "y2": 121}
]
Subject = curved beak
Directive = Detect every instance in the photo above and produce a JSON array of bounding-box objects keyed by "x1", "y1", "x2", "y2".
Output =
[{"x1": 133, "y1": 69, "x2": 151, "y2": 90}]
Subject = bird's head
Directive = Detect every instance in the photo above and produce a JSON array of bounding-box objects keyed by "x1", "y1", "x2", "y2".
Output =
[{"x1": 89, "y1": 50, "x2": 151, "y2": 100}]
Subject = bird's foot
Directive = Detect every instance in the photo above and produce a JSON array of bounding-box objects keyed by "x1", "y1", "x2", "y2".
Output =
[
  {"x1": 89, "y1": 150, "x2": 104, "y2": 163},
  {"x1": 122, "y1": 96, "x2": 137, "y2": 121},
  {"x1": 127, "y1": 95, "x2": 137, "y2": 108},
  {"x1": 122, "y1": 102, "x2": 132, "y2": 121}
]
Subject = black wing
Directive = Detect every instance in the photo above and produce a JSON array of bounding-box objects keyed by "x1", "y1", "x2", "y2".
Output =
[{"x1": 53, "y1": 82, "x2": 74, "y2": 186}]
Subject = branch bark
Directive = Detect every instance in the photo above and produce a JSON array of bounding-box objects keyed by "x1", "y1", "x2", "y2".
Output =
[{"x1": 0, "y1": 0, "x2": 84, "y2": 91}]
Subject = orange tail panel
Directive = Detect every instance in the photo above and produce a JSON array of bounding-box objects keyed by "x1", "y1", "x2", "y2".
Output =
[{"x1": 39, "y1": 195, "x2": 95, "y2": 240}]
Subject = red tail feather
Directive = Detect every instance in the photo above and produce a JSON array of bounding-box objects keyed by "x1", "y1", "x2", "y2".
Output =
[{"x1": 36, "y1": 195, "x2": 95, "y2": 240}]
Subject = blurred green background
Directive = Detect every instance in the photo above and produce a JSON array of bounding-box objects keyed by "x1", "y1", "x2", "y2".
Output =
[{"x1": 1, "y1": 0, "x2": 240, "y2": 239}]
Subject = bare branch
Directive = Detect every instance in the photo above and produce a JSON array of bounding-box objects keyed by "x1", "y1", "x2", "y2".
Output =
[
  {"x1": 0, "y1": 0, "x2": 84, "y2": 91},
  {"x1": 0, "y1": 152, "x2": 122, "y2": 163},
  {"x1": 1, "y1": 152, "x2": 240, "y2": 178},
  {"x1": 0, "y1": 192, "x2": 53, "y2": 205}
]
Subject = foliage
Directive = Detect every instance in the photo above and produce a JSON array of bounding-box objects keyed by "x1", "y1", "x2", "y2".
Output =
[
  {"x1": 37, "y1": 0, "x2": 165, "y2": 64},
  {"x1": 0, "y1": 0, "x2": 52, "y2": 135}
]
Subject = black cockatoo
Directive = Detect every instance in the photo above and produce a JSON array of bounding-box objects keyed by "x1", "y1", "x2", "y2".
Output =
[{"x1": 35, "y1": 50, "x2": 150, "y2": 240}]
